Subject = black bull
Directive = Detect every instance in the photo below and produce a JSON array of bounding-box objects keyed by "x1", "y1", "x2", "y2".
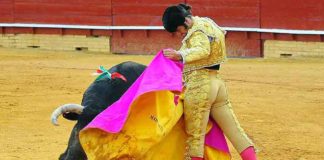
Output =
[{"x1": 57, "y1": 61, "x2": 146, "y2": 160}]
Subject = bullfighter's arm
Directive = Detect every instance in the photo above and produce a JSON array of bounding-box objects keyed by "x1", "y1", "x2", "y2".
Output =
[{"x1": 178, "y1": 31, "x2": 210, "y2": 63}]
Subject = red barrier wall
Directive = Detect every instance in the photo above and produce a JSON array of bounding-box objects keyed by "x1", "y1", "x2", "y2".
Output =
[
  {"x1": 0, "y1": 0, "x2": 112, "y2": 36},
  {"x1": 0, "y1": 0, "x2": 13, "y2": 23},
  {"x1": 14, "y1": 0, "x2": 112, "y2": 25},
  {"x1": 111, "y1": 0, "x2": 184, "y2": 54},
  {"x1": 261, "y1": 0, "x2": 324, "y2": 30},
  {"x1": 1, "y1": 0, "x2": 324, "y2": 56},
  {"x1": 188, "y1": 0, "x2": 260, "y2": 27},
  {"x1": 112, "y1": 0, "x2": 184, "y2": 26}
]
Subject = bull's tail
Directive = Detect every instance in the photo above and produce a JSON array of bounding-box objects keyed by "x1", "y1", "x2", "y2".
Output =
[{"x1": 51, "y1": 104, "x2": 84, "y2": 126}]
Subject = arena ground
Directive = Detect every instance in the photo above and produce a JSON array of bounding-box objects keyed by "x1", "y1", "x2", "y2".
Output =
[{"x1": 0, "y1": 48, "x2": 323, "y2": 160}]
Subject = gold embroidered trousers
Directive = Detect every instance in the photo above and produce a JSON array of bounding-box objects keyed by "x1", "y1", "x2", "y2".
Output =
[{"x1": 183, "y1": 69, "x2": 254, "y2": 158}]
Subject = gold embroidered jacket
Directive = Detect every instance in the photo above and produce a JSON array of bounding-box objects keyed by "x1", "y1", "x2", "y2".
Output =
[{"x1": 179, "y1": 16, "x2": 227, "y2": 73}]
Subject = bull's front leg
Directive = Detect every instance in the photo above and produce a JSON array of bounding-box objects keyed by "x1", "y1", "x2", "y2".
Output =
[{"x1": 59, "y1": 123, "x2": 87, "y2": 160}]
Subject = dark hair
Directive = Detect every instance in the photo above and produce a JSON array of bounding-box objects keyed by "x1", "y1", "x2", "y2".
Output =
[
  {"x1": 178, "y1": 3, "x2": 192, "y2": 14},
  {"x1": 162, "y1": 4, "x2": 192, "y2": 33}
]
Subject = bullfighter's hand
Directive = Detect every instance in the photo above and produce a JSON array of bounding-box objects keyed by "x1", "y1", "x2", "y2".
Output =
[{"x1": 163, "y1": 49, "x2": 183, "y2": 61}]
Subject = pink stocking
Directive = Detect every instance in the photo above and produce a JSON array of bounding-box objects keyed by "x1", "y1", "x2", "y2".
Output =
[{"x1": 240, "y1": 147, "x2": 257, "y2": 160}]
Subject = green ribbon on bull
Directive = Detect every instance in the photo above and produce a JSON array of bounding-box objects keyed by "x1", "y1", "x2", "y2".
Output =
[{"x1": 95, "y1": 66, "x2": 112, "y2": 81}]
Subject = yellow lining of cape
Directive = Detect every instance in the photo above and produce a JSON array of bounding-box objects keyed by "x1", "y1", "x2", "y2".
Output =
[{"x1": 79, "y1": 91, "x2": 230, "y2": 160}]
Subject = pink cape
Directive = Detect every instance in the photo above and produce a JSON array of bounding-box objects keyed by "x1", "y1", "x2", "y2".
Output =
[{"x1": 84, "y1": 51, "x2": 229, "y2": 153}]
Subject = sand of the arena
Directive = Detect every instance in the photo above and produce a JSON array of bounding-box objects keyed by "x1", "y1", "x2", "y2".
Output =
[{"x1": 0, "y1": 48, "x2": 323, "y2": 160}]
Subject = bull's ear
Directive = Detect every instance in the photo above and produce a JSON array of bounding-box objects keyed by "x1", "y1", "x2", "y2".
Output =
[{"x1": 111, "y1": 72, "x2": 127, "y2": 82}]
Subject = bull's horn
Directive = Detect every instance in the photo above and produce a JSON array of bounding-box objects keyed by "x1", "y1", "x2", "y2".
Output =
[{"x1": 51, "y1": 104, "x2": 84, "y2": 126}]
